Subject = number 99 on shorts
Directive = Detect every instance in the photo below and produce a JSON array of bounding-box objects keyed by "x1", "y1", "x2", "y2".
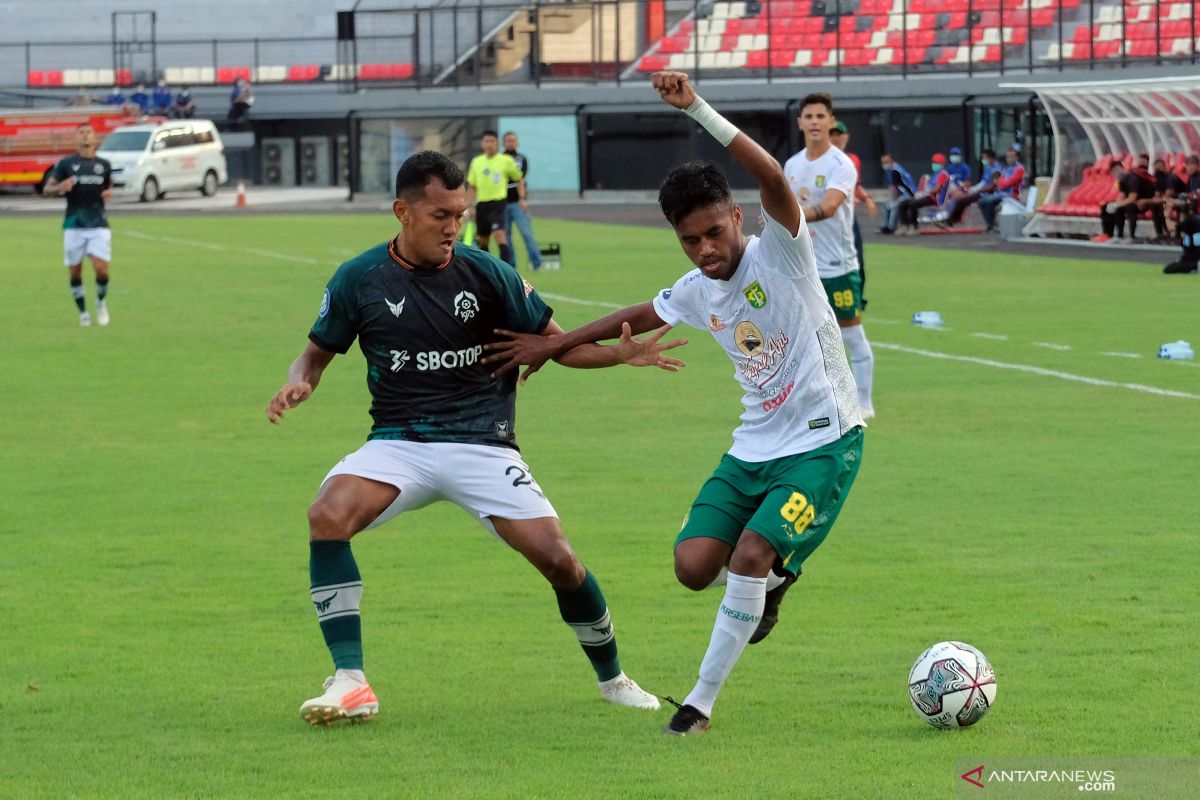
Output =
[{"x1": 779, "y1": 491, "x2": 815, "y2": 536}]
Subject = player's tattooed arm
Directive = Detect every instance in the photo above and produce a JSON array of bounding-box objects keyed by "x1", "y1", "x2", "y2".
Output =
[
  {"x1": 804, "y1": 188, "x2": 846, "y2": 223},
  {"x1": 266, "y1": 340, "x2": 336, "y2": 423}
]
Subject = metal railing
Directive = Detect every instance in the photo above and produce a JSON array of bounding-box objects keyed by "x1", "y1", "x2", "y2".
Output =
[{"x1": 2, "y1": 0, "x2": 1196, "y2": 91}]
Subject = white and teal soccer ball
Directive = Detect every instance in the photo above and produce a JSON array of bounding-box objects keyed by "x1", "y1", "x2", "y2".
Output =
[{"x1": 907, "y1": 641, "x2": 996, "y2": 729}]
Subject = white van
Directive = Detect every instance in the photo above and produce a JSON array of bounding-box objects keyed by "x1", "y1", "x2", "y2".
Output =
[{"x1": 99, "y1": 120, "x2": 228, "y2": 202}]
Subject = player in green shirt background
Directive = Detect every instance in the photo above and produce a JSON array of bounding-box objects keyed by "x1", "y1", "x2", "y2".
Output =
[{"x1": 43, "y1": 123, "x2": 114, "y2": 327}]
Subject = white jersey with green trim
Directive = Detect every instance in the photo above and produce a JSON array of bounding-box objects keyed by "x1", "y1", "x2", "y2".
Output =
[
  {"x1": 783, "y1": 146, "x2": 859, "y2": 279},
  {"x1": 652, "y1": 207, "x2": 862, "y2": 462}
]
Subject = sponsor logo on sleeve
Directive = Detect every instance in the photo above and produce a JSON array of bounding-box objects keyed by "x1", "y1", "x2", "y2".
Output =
[
  {"x1": 660, "y1": 288, "x2": 672, "y2": 301},
  {"x1": 318, "y1": 289, "x2": 330, "y2": 318},
  {"x1": 522, "y1": 279, "x2": 534, "y2": 298}
]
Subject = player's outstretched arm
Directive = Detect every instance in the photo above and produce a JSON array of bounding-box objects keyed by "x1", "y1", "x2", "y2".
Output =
[
  {"x1": 266, "y1": 340, "x2": 336, "y2": 424},
  {"x1": 482, "y1": 301, "x2": 669, "y2": 383},
  {"x1": 652, "y1": 71, "x2": 801, "y2": 236}
]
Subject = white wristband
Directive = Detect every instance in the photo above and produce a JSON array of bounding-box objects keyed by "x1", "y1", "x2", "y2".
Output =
[{"x1": 682, "y1": 97, "x2": 739, "y2": 147}]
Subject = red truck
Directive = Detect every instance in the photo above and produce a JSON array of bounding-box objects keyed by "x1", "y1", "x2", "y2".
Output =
[{"x1": 0, "y1": 106, "x2": 140, "y2": 192}]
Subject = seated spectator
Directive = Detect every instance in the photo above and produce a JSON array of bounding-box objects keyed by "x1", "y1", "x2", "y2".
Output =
[
  {"x1": 172, "y1": 86, "x2": 196, "y2": 119},
  {"x1": 129, "y1": 83, "x2": 150, "y2": 114},
  {"x1": 151, "y1": 79, "x2": 173, "y2": 116},
  {"x1": 228, "y1": 77, "x2": 254, "y2": 127},
  {"x1": 946, "y1": 146, "x2": 972, "y2": 190},
  {"x1": 104, "y1": 86, "x2": 126, "y2": 107},
  {"x1": 1154, "y1": 157, "x2": 1187, "y2": 241},
  {"x1": 1127, "y1": 153, "x2": 1162, "y2": 241},
  {"x1": 1094, "y1": 160, "x2": 1144, "y2": 243},
  {"x1": 879, "y1": 153, "x2": 916, "y2": 234},
  {"x1": 978, "y1": 148, "x2": 1025, "y2": 233},
  {"x1": 896, "y1": 153, "x2": 951, "y2": 235},
  {"x1": 942, "y1": 149, "x2": 1000, "y2": 227}
]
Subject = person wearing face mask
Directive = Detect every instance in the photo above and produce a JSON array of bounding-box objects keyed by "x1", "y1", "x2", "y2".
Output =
[
  {"x1": 945, "y1": 146, "x2": 972, "y2": 189},
  {"x1": 942, "y1": 148, "x2": 999, "y2": 227},
  {"x1": 896, "y1": 153, "x2": 951, "y2": 235},
  {"x1": 977, "y1": 148, "x2": 1025, "y2": 233},
  {"x1": 151, "y1": 79, "x2": 173, "y2": 116}
]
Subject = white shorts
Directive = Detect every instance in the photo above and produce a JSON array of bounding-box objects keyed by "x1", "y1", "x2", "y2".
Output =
[
  {"x1": 63, "y1": 228, "x2": 112, "y2": 266},
  {"x1": 322, "y1": 439, "x2": 558, "y2": 535}
]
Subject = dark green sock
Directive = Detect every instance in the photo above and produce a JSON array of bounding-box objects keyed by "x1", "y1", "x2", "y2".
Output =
[
  {"x1": 555, "y1": 571, "x2": 621, "y2": 682},
  {"x1": 70, "y1": 278, "x2": 85, "y2": 312},
  {"x1": 309, "y1": 540, "x2": 364, "y2": 670},
  {"x1": 96, "y1": 276, "x2": 108, "y2": 303}
]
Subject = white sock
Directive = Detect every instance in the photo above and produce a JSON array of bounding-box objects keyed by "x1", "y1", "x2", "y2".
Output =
[
  {"x1": 840, "y1": 323, "x2": 875, "y2": 411},
  {"x1": 335, "y1": 668, "x2": 366, "y2": 683},
  {"x1": 683, "y1": 572, "x2": 767, "y2": 718}
]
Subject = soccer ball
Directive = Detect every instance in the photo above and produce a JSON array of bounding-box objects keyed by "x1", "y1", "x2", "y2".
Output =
[{"x1": 907, "y1": 641, "x2": 996, "y2": 729}]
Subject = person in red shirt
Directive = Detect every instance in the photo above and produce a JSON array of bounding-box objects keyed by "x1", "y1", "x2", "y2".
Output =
[{"x1": 977, "y1": 148, "x2": 1025, "y2": 233}]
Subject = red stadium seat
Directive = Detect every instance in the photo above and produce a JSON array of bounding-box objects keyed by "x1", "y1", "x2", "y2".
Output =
[
  {"x1": 115, "y1": 69, "x2": 132, "y2": 86},
  {"x1": 637, "y1": 54, "x2": 669, "y2": 72},
  {"x1": 27, "y1": 70, "x2": 45, "y2": 87},
  {"x1": 47, "y1": 70, "x2": 64, "y2": 86},
  {"x1": 287, "y1": 65, "x2": 320, "y2": 81}
]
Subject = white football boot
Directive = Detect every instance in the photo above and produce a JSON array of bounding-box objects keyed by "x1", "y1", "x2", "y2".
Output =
[
  {"x1": 599, "y1": 672, "x2": 660, "y2": 710},
  {"x1": 96, "y1": 303, "x2": 109, "y2": 326},
  {"x1": 79, "y1": 311, "x2": 91, "y2": 327},
  {"x1": 299, "y1": 670, "x2": 379, "y2": 725}
]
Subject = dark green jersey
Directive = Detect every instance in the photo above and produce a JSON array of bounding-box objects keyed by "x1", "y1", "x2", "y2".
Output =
[
  {"x1": 310, "y1": 240, "x2": 553, "y2": 449},
  {"x1": 52, "y1": 154, "x2": 113, "y2": 229}
]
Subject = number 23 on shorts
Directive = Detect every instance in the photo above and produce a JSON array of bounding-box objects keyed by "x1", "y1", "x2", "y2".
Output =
[{"x1": 779, "y1": 491, "x2": 815, "y2": 536}]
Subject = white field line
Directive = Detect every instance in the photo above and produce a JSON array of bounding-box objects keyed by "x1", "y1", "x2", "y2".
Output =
[
  {"x1": 875, "y1": 342, "x2": 1200, "y2": 401},
  {"x1": 1033, "y1": 341, "x2": 1073, "y2": 351},
  {"x1": 1100, "y1": 351, "x2": 1143, "y2": 359},
  {"x1": 125, "y1": 230, "x2": 321, "y2": 264},
  {"x1": 538, "y1": 292, "x2": 625, "y2": 310},
  {"x1": 971, "y1": 332, "x2": 1009, "y2": 341}
]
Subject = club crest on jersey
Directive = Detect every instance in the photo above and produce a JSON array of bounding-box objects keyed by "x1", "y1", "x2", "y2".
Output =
[
  {"x1": 709, "y1": 314, "x2": 726, "y2": 332},
  {"x1": 815, "y1": 174, "x2": 826, "y2": 188},
  {"x1": 743, "y1": 280, "x2": 767, "y2": 309},
  {"x1": 385, "y1": 296, "x2": 405, "y2": 317},
  {"x1": 71, "y1": 163, "x2": 81, "y2": 172},
  {"x1": 454, "y1": 290, "x2": 480, "y2": 322},
  {"x1": 734, "y1": 321, "x2": 765, "y2": 356}
]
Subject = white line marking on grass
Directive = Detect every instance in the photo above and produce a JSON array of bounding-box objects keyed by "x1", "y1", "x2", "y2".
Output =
[
  {"x1": 126, "y1": 230, "x2": 227, "y2": 251},
  {"x1": 971, "y1": 332, "x2": 1008, "y2": 341},
  {"x1": 125, "y1": 230, "x2": 320, "y2": 264},
  {"x1": 876, "y1": 342, "x2": 1200, "y2": 401},
  {"x1": 1033, "y1": 341, "x2": 1072, "y2": 351},
  {"x1": 538, "y1": 292, "x2": 625, "y2": 310},
  {"x1": 1100, "y1": 351, "x2": 1142, "y2": 359}
]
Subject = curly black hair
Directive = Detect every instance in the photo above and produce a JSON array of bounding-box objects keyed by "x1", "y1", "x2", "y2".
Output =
[
  {"x1": 395, "y1": 150, "x2": 464, "y2": 199},
  {"x1": 658, "y1": 161, "x2": 732, "y2": 228}
]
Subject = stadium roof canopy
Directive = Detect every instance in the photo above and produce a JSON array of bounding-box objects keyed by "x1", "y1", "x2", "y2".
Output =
[{"x1": 1002, "y1": 75, "x2": 1200, "y2": 204}]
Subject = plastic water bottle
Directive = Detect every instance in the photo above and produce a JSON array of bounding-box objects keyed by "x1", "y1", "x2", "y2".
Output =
[
  {"x1": 912, "y1": 311, "x2": 945, "y2": 328},
  {"x1": 1158, "y1": 341, "x2": 1195, "y2": 360}
]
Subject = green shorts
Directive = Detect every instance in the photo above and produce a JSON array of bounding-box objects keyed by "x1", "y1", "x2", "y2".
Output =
[
  {"x1": 821, "y1": 271, "x2": 864, "y2": 321},
  {"x1": 676, "y1": 427, "x2": 863, "y2": 575}
]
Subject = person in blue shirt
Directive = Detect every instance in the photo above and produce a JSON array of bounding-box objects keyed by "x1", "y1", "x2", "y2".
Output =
[
  {"x1": 104, "y1": 87, "x2": 125, "y2": 107},
  {"x1": 172, "y1": 86, "x2": 196, "y2": 119},
  {"x1": 151, "y1": 79, "x2": 173, "y2": 116},
  {"x1": 946, "y1": 146, "x2": 972, "y2": 188},
  {"x1": 129, "y1": 83, "x2": 150, "y2": 114},
  {"x1": 879, "y1": 152, "x2": 916, "y2": 234}
]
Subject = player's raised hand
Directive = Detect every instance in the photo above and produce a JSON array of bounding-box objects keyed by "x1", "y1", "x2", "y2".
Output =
[
  {"x1": 615, "y1": 322, "x2": 687, "y2": 371},
  {"x1": 266, "y1": 382, "x2": 313, "y2": 424},
  {"x1": 59, "y1": 176, "x2": 76, "y2": 193},
  {"x1": 652, "y1": 71, "x2": 697, "y2": 110}
]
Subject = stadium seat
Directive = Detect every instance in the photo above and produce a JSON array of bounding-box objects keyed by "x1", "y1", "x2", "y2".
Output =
[
  {"x1": 46, "y1": 70, "x2": 64, "y2": 87},
  {"x1": 27, "y1": 70, "x2": 45, "y2": 87},
  {"x1": 287, "y1": 65, "x2": 320, "y2": 82}
]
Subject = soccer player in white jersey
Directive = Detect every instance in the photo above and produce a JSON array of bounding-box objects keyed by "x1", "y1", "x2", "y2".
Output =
[
  {"x1": 783, "y1": 94, "x2": 875, "y2": 418},
  {"x1": 483, "y1": 72, "x2": 865, "y2": 736}
]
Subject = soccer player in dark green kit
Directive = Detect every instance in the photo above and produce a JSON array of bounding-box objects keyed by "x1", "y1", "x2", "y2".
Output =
[
  {"x1": 43, "y1": 123, "x2": 113, "y2": 327},
  {"x1": 266, "y1": 150, "x2": 686, "y2": 726}
]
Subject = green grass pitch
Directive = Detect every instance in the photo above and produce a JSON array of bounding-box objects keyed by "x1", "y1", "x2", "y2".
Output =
[{"x1": 2, "y1": 213, "x2": 1197, "y2": 799}]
